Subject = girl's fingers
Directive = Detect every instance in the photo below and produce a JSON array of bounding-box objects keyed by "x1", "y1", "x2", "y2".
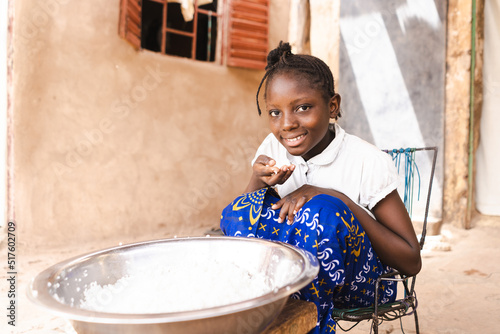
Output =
[
  {"x1": 273, "y1": 196, "x2": 308, "y2": 225},
  {"x1": 278, "y1": 199, "x2": 297, "y2": 225},
  {"x1": 272, "y1": 165, "x2": 294, "y2": 183},
  {"x1": 280, "y1": 164, "x2": 295, "y2": 173},
  {"x1": 256, "y1": 155, "x2": 275, "y2": 166},
  {"x1": 293, "y1": 196, "x2": 308, "y2": 216},
  {"x1": 260, "y1": 162, "x2": 294, "y2": 179},
  {"x1": 272, "y1": 199, "x2": 283, "y2": 212},
  {"x1": 283, "y1": 169, "x2": 294, "y2": 181},
  {"x1": 257, "y1": 164, "x2": 280, "y2": 177},
  {"x1": 277, "y1": 201, "x2": 290, "y2": 223},
  {"x1": 268, "y1": 166, "x2": 281, "y2": 175},
  {"x1": 283, "y1": 165, "x2": 295, "y2": 181},
  {"x1": 255, "y1": 161, "x2": 295, "y2": 192},
  {"x1": 287, "y1": 199, "x2": 298, "y2": 225}
]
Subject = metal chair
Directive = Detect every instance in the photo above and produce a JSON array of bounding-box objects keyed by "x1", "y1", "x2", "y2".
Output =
[{"x1": 331, "y1": 147, "x2": 438, "y2": 334}]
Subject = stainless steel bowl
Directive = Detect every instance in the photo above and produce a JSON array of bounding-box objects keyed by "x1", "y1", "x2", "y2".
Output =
[{"x1": 28, "y1": 236, "x2": 319, "y2": 334}]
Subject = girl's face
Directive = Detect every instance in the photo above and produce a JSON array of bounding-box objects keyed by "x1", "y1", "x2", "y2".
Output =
[{"x1": 265, "y1": 72, "x2": 340, "y2": 161}]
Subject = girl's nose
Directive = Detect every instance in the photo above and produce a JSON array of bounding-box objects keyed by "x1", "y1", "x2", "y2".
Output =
[{"x1": 282, "y1": 111, "x2": 298, "y2": 131}]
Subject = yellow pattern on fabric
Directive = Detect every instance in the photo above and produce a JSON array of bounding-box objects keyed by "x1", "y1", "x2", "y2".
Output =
[
  {"x1": 309, "y1": 283, "x2": 320, "y2": 298},
  {"x1": 337, "y1": 212, "x2": 366, "y2": 258},
  {"x1": 232, "y1": 188, "x2": 266, "y2": 226}
]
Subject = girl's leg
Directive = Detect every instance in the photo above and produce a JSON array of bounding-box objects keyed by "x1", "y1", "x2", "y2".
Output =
[{"x1": 220, "y1": 189, "x2": 396, "y2": 333}]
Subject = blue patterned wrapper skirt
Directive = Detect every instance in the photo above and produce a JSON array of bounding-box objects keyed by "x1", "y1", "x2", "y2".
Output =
[{"x1": 220, "y1": 187, "x2": 397, "y2": 333}]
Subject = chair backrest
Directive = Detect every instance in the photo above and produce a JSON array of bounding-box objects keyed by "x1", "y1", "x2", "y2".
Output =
[{"x1": 383, "y1": 147, "x2": 438, "y2": 249}]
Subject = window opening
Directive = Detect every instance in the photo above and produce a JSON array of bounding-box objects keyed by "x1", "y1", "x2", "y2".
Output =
[
  {"x1": 119, "y1": 0, "x2": 269, "y2": 69},
  {"x1": 141, "y1": 0, "x2": 219, "y2": 62}
]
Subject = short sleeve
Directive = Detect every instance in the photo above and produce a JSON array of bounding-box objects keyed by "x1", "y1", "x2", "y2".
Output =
[{"x1": 360, "y1": 150, "x2": 400, "y2": 210}]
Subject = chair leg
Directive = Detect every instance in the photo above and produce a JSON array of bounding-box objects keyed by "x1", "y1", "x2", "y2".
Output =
[
  {"x1": 413, "y1": 309, "x2": 420, "y2": 334},
  {"x1": 372, "y1": 317, "x2": 379, "y2": 334}
]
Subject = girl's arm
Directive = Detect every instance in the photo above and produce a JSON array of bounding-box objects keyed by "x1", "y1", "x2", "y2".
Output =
[
  {"x1": 334, "y1": 189, "x2": 421, "y2": 276},
  {"x1": 273, "y1": 185, "x2": 421, "y2": 276}
]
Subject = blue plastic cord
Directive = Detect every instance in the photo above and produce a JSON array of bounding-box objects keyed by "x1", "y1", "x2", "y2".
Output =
[{"x1": 389, "y1": 148, "x2": 421, "y2": 217}]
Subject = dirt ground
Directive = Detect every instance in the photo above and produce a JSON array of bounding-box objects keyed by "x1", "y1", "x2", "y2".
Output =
[{"x1": 1, "y1": 214, "x2": 499, "y2": 334}]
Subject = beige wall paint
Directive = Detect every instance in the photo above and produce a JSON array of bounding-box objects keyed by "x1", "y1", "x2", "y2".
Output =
[{"x1": 12, "y1": 0, "x2": 292, "y2": 247}]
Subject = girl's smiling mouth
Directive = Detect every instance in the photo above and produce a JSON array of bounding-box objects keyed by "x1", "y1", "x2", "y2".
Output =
[{"x1": 282, "y1": 134, "x2": 306, "y2": 147}]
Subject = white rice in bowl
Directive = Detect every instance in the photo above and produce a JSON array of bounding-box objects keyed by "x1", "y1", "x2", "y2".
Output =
[{"x1": 78, "y1": 258, "x2": 300, "y2": 314}]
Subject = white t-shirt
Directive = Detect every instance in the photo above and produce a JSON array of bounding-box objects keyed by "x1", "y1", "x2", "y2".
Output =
[{"x1": 252, "y1": 123, "x2": 399, "y2": 211}]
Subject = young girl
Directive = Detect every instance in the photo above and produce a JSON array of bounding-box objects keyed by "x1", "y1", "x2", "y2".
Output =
[{"x1": 220, "y1": 42, "x2": 421, "y2": 333}]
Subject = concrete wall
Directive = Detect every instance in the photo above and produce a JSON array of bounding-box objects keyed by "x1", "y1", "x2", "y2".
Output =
[
  {"x1": 337, "y1": 0, "x2": 446, "y2": 231},
  {"x1": 12, "y1": 0, "x2": 290, "y2": 247}
]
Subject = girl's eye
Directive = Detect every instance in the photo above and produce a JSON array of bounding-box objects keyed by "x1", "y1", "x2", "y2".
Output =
[
  {"x1": 269, "y1": 110, "x2": 280, "y2": 117},
  {"x1": 296, "y1": 105, "x2": 310, "y2": 112}
]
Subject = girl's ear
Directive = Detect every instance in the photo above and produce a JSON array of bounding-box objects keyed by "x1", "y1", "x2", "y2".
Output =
[{"x1": 329, "y1": 94, "x2": 341, "y2": 120}]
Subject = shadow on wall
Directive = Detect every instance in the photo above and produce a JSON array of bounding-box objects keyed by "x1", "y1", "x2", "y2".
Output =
[{"x1": 337, "y1": 0, "x2": 446, "y2": 223}]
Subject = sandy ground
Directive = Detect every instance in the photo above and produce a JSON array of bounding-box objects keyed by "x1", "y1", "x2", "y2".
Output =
[{"x1": 1, "y1": 215, "x2": 499, "y2": 334}]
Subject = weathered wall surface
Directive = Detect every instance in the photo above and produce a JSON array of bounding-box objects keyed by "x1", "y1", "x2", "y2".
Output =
[
  {"x1": 337, "y1": 1, "x2": 446, "y2": 231},
  {"x1": 443, "y1": 0, "x2": 483, "y2": 229},
  {"x1": 12, "y1": 0, "x2": 290, "y2": 247}
]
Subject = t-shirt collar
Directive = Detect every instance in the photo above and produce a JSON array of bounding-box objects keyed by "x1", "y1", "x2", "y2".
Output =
[{"x1": 286, "y1": 123, "x2": 345, "y2": 166}]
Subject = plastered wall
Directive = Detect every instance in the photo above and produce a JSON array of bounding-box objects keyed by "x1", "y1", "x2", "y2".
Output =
[
  {"x1": 337, "y1": 1, "x2": 447, "y2": 231},
  {"x1": 12, "y1": 0, "x2": 290, "y2": 247}
]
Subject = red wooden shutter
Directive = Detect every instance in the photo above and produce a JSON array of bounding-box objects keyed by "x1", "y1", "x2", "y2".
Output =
[
  {"x1": 226, "y1": 0, "x2": 269, "y2": 70},
  {"x1": 119, "y1": 0, "x2": 142, "y2": 50}
]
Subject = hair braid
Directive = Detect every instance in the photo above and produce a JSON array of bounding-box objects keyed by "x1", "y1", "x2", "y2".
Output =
[{"x1": 255, "y1": 41, "x2": 338, "y2": 118}]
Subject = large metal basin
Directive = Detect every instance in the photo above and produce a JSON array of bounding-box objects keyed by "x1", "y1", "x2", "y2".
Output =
[{"x1": 28, "y1": 236, "x2": 319, "y2": 334}]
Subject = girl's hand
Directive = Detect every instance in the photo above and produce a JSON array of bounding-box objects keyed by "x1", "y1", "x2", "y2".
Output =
[
  {"x1": 245, "y1": 155, "x2": 295, "y2": 192},
  {"x1": 272, "y1": 184, "x2": 324, "y2": 224}
]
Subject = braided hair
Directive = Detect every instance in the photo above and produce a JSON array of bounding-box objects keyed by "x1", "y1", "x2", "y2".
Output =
[{"x1": 256, "y1": 41, "x2": 339, "y2": 118}]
